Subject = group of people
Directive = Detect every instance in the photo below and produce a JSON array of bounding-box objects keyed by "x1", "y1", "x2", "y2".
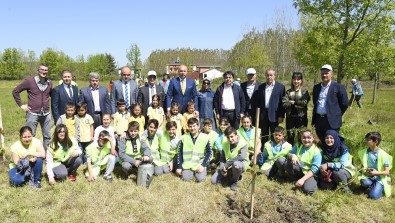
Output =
[{"x1": 8, "y1": 63, "x2": 391, "y2": 199}]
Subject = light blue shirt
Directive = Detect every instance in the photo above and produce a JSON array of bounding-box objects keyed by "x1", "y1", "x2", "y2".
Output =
[{"x1": 316, "y1": 81, "x2": 331, "y2": 115}]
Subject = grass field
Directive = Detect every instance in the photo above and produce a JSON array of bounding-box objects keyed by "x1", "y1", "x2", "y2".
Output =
[{"x1": 0, "y1": 79, "x2": 394, "y2": 223}]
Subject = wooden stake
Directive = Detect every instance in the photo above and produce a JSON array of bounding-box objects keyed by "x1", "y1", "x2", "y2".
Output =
[{"x1": 250, "y1": 108, "x2": 260, "y2": 219}]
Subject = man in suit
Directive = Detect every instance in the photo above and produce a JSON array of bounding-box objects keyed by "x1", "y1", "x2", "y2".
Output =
[
  {"x1": 79, "y1": 72, "x2": 112, "y2": 128},
  {"x1": 251, "y1": 68, "x2": 286, "y2": 144},
  {"x1": 166, "y1": 64, "x2": 199, "y2": 115},
  {"x1": 51, "y1": 70, "x2": 79, "y2": 123},
  {"x1": 240, "y1": 68, "x2": 261, "y2": 121},
  {"x1": 214, "y1": 71, "x2": 245, "y2": 129},
  {"x1": 137, "y1": 70, "x2": 166, "y2": 117},
  {"x1": 312, "y1": 64, "x2": 348, "y2": 142},
  {"x1": 110, "y1": 66, "x2": 138, "y2": 114}
]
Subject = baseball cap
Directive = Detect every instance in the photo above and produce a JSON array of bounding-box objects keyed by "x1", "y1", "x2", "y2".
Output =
[
  {"x1": 147, "y1": 70, "x2": 157, "y2": 77},
  {"x1": 246, "y1": 68, "x2": 256, "y2": 75},
  {"x1": 320, "y1": 64, "x2": 333, "y2": 71}
]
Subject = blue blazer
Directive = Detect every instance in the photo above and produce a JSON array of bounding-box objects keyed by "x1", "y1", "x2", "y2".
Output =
[
  {"x1": 51, "y1": 84, "x2": 79, "y2": 122},
  {"x1": 78, "y1": 86, "x2": 111, "y2": 117},
  {"x1": 251, "y1": 81, "x2": 286, "y2": 123},
  {"x1": 110, "y1": 79, "x2": 138, "y2": 114},
  {"x1": 312, "y1": 81, "x2": 348, "y2": 129},
  {"x1": 166, "y1": 77, "x2": 198, "y2": 113}
]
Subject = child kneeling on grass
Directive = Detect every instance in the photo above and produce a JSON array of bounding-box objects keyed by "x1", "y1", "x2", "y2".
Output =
[
  {"x1": 282, "y1": 129, "x2": 322, "y2": 194},
  {"x1": 118, "y1": 121, "x2": 154, "y2": 188},
  {"x1": 85, "y1": 130, "x2": 116, "y2": 182},
  {"x1": 211, "y1": 127, "x2": 249, "y2": 191},
  {"x1": 358, "y1": 132, "x2": 392, "y2": 199},
  {"x1": 258, "y1": 126, "x2": 292, "y2": 178},
  {"x1": 155, "y1": 121, "x2": 180, "y2": 176}
]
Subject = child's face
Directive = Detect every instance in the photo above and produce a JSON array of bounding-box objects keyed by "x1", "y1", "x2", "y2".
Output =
[
  {"x1": 118, "y1": 104, "x2": 126, "y2": 113},
  {"x1": 273, "y1": 132, "x2": 284, "y2": 144},
  {"x1": 133, "y1": 106, "x2": 142, "y2": 116},
  {"x1": 98, "y1": 136, "x2": 109, "y2": 147},
  {"x1": 188, "y1": 123, "x2": 199, "y2": 135},
  {"x1": 128, "y1": 128, "x2": 139, "y2": 138},
  {"x1": 167, "y1": 126, "x2": 177, "y2": 137},
  {"x1": 242, "y1": 118, "x2": 252, "y2": 129},
  {"x1": 152, "y1": 98, "x2": 159, "y2": 107},
  {"x1": 325, "y1": 135, "x2": 335, "y2": 147},
  {"x1": 57, "y1": 128, "x2": 66, "y2": 141},
  {"x1": 203, "y1": 124, "x2": 212, "y2": 133},
  {"x1": 20, "y1": 131, "x2": 33, "y2": 146},
  {"x1": 102, "y1": 115, "x2": 111, "y2": 127},
  {"x1": 77, "y1": 107, "x2": 87, "y2": 117},
  {"x1": 301, "y1": 131, "x2": 314, "y2": 148},
  {"x1": 365, "y1": 138, "x2": 376, "y2": 148},
  {"x1": 187, "y1": 105, "x2": 195, "y2": 114},
  {"x1": 227, "y1": 132, "x2": 238, "y2": 144},
  {"x1": 219, "y1": 122, "x2": 230, "y2": 132},
  {"x1": 66, "y1": 107, "x2": 75, "y2": 118},
  {"x1": 148, "y1": 123, "x2": 158, "y2": 136},
  {"x1": 171, "y1": 107, "x2": 179, "y2": 115}
]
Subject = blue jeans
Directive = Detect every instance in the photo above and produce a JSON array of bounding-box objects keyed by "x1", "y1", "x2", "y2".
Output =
[
  {"x1": 360, "y1": 178, "x2": 384, "y2": 199},
  {"x1": 9, "y1": 158, "x2": 43, "y2": 186}
]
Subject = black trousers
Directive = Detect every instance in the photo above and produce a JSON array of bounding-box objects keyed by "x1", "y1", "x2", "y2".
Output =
[
  {"x1": 221, "y1": 110, "x2": 240, "y2": 129},
  {"x1": 259, "y1": 111, "x2": 278, "y2": 147},
  {"x1": 314, "y1": 114, "x2": 339, "y2": 143},
  {"x1": 286, "y1": 115, "x2": 308, "y2": 145}
]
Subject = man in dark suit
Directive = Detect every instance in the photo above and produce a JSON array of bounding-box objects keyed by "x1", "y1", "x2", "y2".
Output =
[
  {"x1": 137, "y1": 70, "x2": 166, "y2": 117},
  {"x1": 166, "y1": 64, "x2": 198, "y2": 115},
  {"x1": 110, "y1": 66, "x2": 138, "y2": 114},
  {"x1": 240, "y1": 68, "x2": 261, "y2": 121},
  {"x1": 312, "y1": 64, "x2": 348, "y2": 142},
  {"x1": 51, "y1": 70, "x2": 79, "y2": 123},
  {"x1": 79, "y1": 72, "x2": 112, "y2": 128},
  {"x1": 251, "y1": 68, "x2": 286, "y2": 144},
  {"x1": 214, "y1": 71, "x2": 245, "y2": 129}
]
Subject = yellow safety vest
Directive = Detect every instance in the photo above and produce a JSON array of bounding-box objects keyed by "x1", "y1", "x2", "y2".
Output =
[
  {"x1": 9, "y1": 137, "x2": 42, "y2": 169},
  {"x1": 159, "y1": 133, "x2": 178, "y2": 164},
  {"x1": 237, "y1": 127, "x2": 260, "y2": 152},
  {"x1": 181, "y1": 133, "x2": 210, "y2": 170},
  {"x1": 261, "y1": 140, "x2": 292, "y2": 171},
  {"x1": 222, "y1": 138, "x2": 250, "y2": 170},
  {"x1": 295, "y1": 144, "x2": 321, "y2": 174},
  {"x1": 48, "y1": 137, "x2": 78, "y2": 167}
]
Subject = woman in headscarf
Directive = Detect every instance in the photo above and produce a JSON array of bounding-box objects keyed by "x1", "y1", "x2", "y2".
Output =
[{"x1": 319, "y1": 130, "x2": 355, "y2": 192}]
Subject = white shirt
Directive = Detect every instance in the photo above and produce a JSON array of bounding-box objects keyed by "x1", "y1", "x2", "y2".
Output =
[
  {"x1": 148, "y1": 84, "x2": 156, "y2": 105},
  {"x1": 91, "y1": 88, "x2": 101, "y2": 112},
  {"x1": 93, "y1": 125, "x2": 116, "y2": 146},
  {"x1": 246, "y1": 81, "x2": 256, "y2": 109},
  {"x1": 221, "y1": 85, "x2": 235, "y2": 110},
  {"x1": 265, "y1": 81, "x2": 275, "y2": 108},
  {"x1": 63, "y1": 83, "x2": 73, "y2": 98},
  {"x1": 317, "y1": 81, "x2": 332, "y2": 115}
]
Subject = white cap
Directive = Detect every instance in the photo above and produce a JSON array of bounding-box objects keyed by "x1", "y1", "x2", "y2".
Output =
[
  {"x1": 320, "y1": 64, "x2": 333, "y2": 71},
  {"x1": 147, "y1": 70, "x2": 157, "y2": 77},
  {"x1": 246, "y1": 68, "x2": 256, "y2": 75},
  {"x1": 236, "y1": 78, "x2": 241, "y2": 81},
  {"x1": 351, "y1": 79, "x2": 357, "y2": 83}
]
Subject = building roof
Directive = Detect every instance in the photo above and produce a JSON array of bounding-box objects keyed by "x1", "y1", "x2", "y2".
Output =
[{"x1": 188, "y1": 71, "x2": 200, "y2": 80}]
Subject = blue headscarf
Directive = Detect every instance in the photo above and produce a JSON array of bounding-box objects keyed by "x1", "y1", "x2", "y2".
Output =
[{"x1": 322, "y1": 130, "x2": 348, "y2": 161}]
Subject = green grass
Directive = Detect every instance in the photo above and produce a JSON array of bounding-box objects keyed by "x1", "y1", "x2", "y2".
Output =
[{"x1": 0, "y1": 79, "x2": 395, "y2": 222}]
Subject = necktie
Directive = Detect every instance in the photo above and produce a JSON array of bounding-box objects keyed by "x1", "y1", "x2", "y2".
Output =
[
  {"x1": 149, "y1": 86, "x2": 154, "y2": 105},
  {"x1": 125, "y1": 82, "x2": 129, "y2": 108},
  {"x1": 67, "y1": 85, "x2": 72, "y2": 98},
  {"x1": 181, "y1": 79, "x2": 186, "y2": 95}
]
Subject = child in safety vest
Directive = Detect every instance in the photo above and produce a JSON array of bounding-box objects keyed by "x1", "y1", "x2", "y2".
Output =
[
  {"x1": 93, "y1": 114, "x2": 116, "y2": 156},
  {"x1": 237, "y1": 115, "x2": 262, "y2": 162},
  {"x1": 118, "y1": 121, "x2": 154, "y2": 188},
  {"x1": 283, "y1": 129, "x2": 322, "y2": 194},
  {"x1": 176, "y1": 118, "x2": 213, "y2": 182},
  {"x1": 202, "y1": 118, "x2": 219, "y2": 171},
  {"x1": 56, "y1": 102, "x2": 79, "y2": 139},
  {"x1": 211, "y1": 127, "x2": 249, "y2": 191},
  {"x1": 85, "y1": 130, "x2": 116, "y2": 182},
  {"x1": 155, "y1": 121, "x2": 180, "y2": 175},
  {"x1": 358, "y1": 132, "x2": 392, "y2": 199},
  {"x1": 214, "y1": 117, "x2": 231, "y2": 157},
  {"x1": 258, "y1": 126, "x2": 292, "y2": 178}
]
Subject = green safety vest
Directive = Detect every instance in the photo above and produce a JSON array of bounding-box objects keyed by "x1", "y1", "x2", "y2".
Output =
[
  {"x1": 237, "y1": 127, "x2": 259, "y2": 152},
  {"x1": 145, "y1": 134, "x2": 162, "y2": 166},
  {"x1": 181, "y1": 133, "x2": 210, "y2": 170},
  {"x1": 86, "y1": 141, "x2": 111, "y2": 166},
  {"x1": 159, "y1": 133, "x2": 178, "y2": 164},
  {"x1": 9, "y1": 137, "x2": 42, "y2": 169},
  {"x1": 48, "y1": 138, "x2": 78, "y2": 167},
  {"x1": 222, "y1": 138, "x2": 250, "y2": 170},
  {"x1": 206, "y1": 131, "x2": 219, "y2": 147},
  {"x1": 261, "y1": 140, "x2": 292, "y2": 171},
  {"x1": 358, "y1": 148, "x2": 393, "y2": 197},
  {"x1": 295, "y1": 144, "x2": 321, "y2": 174},
  {"x1": 322, "y1": 152, "x2": 355, "y2": 177}
]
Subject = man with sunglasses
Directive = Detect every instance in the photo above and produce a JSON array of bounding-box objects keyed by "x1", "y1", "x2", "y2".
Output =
[
  {"x1": 110, "y1": 66, "x2": 138, "y2": 115},
  {"x1": 12, "y1": 64, "x2": 53, "y2": 149},
  {"x1": 197, "y1": 79, "x2": 216, "y2": 129}
]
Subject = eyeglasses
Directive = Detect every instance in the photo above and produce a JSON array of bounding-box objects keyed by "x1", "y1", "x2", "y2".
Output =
[
  {"x1": 203, "y1": 82, "x2": 210, "y2": 85},
  {"x1": 39, "y1": 69, "x2": 48, "y2": 71},
  {"x1": 122, "y1": 74, "x2": 131, "y2": 76}
]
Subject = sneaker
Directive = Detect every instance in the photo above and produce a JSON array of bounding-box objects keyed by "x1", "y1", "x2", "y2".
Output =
[
  {"x1": 68, "y1": 175, "x2": 77, "y2": 181},
  {"x1": 104, "y1": 176, "x2": 113, "y2": 183},
  {"x1": 230, "y1": 182, "x2": 238, "y2": 191},
  {"x1": 30, "y1": 181, "x2": 42, "y2": 189}
]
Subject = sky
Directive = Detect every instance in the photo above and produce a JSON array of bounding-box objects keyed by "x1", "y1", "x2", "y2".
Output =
[{"x1": 0, "y1": 0, "x2": 299, "y2": 67}]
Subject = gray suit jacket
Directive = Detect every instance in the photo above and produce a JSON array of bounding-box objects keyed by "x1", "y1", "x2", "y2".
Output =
[
  {"x1": 137, "y1": 84, "x2": 166, "y2": 116},
  {"x1": 110, "y1": 79, "x2": 138, "y2": 114},
  {"x1": 78, "y1": 86, "x2": 111, "y2": 117}
]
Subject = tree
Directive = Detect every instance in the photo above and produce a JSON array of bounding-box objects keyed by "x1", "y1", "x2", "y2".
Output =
[
  {"x1": 293, "y1": 0, "x2": 395, "y2": 83},
  {"x1": 86, "y1": 53, "x2": 116, "y2": 76},
  {"x1": 126, "y1": 43, "x2": 142, "y2": 74},
  {"x1": 0, "y1": 48, "x2": 25, "y2": 80}
]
